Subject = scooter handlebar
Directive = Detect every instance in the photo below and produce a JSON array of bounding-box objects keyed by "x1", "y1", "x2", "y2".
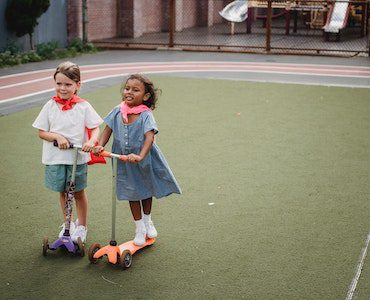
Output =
[
  {"x1": 53, "y1": 140, "x2": 82, "y2": 149},
  {"x1": 98, "y1": 151, "x2": 128, "y2": 161},
  {"x1": 53, "y1": 141, "x2": 127, "y2": 161}
]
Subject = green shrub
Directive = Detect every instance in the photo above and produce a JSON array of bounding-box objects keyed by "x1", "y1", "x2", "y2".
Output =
[
  {"x1": 68, "y1": 38, "x2": 97, "y2": 53},
  {"x1": 65, "y1": 48, "x2": 78, "y2": 57},
  {"x1": 0, "y1": 40, "x2": 98, "y2": 68},
  {"x1": 36, "y1": 41, "x2": 59, "y2": 59},
  {"x1": 83, "y1": 42, "x2": 97, "y2": 53},
  {"x1": 0, "y1": 51, "x2": 21, "y2": 67},
  {"x1": 20, "y1": 53, "x2": 30, "y2": 64},
  {"x1": 54, "y1": 48, "x2": 70, "y2": 59},
  {"x1": 0, "y1": 51, "x2": 13, "y2": 67},
  {"x1": 68, "y1": 38, "x2": 84, "y2": 52},
  {"x1": 3, "y1": 40, "x2": 21, "y2": 54},
  {"x1": 27, "y1": 51, "x2": 42, "y2": 62}
]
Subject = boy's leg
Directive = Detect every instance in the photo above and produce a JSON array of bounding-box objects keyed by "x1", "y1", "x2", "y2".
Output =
[
  {"x1": 69, "y1": 163, "x2": 88, "y2": 242},
  {"x1": 72, "y1": 190, "x2": 88, "y2": 242},
  {"x1": 59, "y1": 192, "x2": 66, "y2": 219},
  {"x1": 75, "y1": 190, "x2": 88, "y2": 226}
]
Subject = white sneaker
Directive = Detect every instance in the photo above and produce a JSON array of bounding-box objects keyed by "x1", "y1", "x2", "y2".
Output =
[
  {"x1": 71, "y1": 225, "x2": 87, "y2": 243},
  {"x1": 133, "y1": 220, "x2": 146, "y2": 246},
  {"x1": 58, "y1": 221, "x2": 75, "y2": 238},
  {"x1": 143, "y1": 214, "x2": 157, "y2": 238}
]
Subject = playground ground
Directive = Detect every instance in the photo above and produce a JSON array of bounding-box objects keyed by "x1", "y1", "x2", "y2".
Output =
[{"x1": 0, "y1": 50, "x2": 370, "y2": 299}]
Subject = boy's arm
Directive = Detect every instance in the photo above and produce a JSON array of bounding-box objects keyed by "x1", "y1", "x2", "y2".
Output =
[
  {"x1": 38, "y1": 130, "x2": 70, "y2": 149},
  {"x1": 88, "y1": 127, "x2": 100, "y2": 144}
]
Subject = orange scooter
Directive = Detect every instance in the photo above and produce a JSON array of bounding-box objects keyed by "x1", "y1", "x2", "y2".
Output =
[{"x1": 88, "y1": 151, "x2": 155, "y2": 269}]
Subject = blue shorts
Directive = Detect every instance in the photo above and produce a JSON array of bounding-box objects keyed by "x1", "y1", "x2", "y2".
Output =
[{"x1": 45, "y1": 164, "x2": 88, "y2": 193}]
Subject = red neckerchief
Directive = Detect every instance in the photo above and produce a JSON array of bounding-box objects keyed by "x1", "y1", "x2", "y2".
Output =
[
  {"x1": 53, "y1": 95, "x2": 85, "y2": 110},
  {"x1": 86, "y1": 129, "x2": 106, "y2": 165},
  {"x1": 120, "y1": 101, "x2": 151, "y2": 123}
]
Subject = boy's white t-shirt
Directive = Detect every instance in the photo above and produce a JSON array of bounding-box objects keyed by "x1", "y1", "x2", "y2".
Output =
[{"x1": 32, "y1": 99, "x2": 103, "y2": 165}]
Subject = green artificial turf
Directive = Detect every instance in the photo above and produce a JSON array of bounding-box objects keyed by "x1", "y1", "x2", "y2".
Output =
[{"x1": 1, "y1": 76, "x2": 370, "y2": 299}]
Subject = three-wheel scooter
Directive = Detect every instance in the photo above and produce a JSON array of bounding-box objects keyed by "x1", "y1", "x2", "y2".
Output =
[
  {"x1": 42, "y1": 143, "x2": 85, "y2": 257},
  {"x1": 88, "y1": 150, "x2": 155, "y2": 269}
]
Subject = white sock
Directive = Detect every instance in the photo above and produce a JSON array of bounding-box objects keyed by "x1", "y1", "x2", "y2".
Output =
[
  {"x1": 135, "y1": 219, "x2": 145, "y2": 229},
  {"x1": 143, "y1": 214, "x2": 151, "y2": 224}
]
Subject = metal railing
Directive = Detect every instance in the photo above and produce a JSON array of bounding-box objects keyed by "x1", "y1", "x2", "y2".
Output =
[{"x1": 86, "y1": 0, "x2": 369, "y2": 57}]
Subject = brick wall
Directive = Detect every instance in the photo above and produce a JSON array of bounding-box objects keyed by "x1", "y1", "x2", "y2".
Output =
[
  {"x1": 88, "y1": 0, "x2": 118, "y2": 40},
  {"x1": 67, "y1": 0, "x2": 82, "y2": 42},
  {"x1": 67, "y1": 0, "x2": 230, "y2": 41},
  {"x1": 143, "y1": 0, "x2": 163, "y2": 33},
  {"x1": 67, "y1": 0, "x2": 118, "y2": 41}
]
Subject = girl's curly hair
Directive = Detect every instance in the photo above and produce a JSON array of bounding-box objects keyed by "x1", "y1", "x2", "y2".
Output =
[{"x1": 121, "y1": 74, "x2": 161, "y2": 110}]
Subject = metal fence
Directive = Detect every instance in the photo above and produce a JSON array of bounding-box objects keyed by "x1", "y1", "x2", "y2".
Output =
[{"x1": 88, "y1": 0, "x2": 369, "y2": 57}]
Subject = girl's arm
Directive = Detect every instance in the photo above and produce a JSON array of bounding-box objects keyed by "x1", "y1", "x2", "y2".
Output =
[
  {"x1": 128, "y1": 130, "x2": 155, "y2": 163},
  {"x1": 38, "y1": 129, "x2": 70, "y2": 149},
  {"x1": 94, "y1": 125, "x2": 112, "y2": 153},
  {"x1": 82, "y1": 126, "x2": 100, "y2": 152}
]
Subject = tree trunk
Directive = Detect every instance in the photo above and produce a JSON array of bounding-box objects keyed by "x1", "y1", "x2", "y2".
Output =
[{"x1": 29, "y1": 33, "x2": 34, "y2": 50}]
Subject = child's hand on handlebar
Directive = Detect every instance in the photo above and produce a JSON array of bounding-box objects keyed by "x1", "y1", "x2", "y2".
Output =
[
  {"x1": 93, "y1": 145, "x2": 104, "y2": 155},
  {"x1": 82, "y1": 140, "x2": 95, "y2": 152},
  {"x1": 127, "y1": 153, "x2": 142, "y2": 163},
  {"x1": 55, "y1": 136, "x2": 69, "y2": 149}
]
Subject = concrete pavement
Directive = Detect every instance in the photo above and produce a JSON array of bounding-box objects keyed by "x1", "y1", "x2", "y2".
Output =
[{"x1": 0, "y1": 49, "x2": 369, "y2": 116}]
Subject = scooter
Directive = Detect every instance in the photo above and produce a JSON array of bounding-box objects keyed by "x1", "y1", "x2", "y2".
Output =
[
  {"x1": 42, "y1": 143, "x2": 85, "y2": 257},
  {"x1": 88, "y1": 151, "x2": 155, "y2": 269}
]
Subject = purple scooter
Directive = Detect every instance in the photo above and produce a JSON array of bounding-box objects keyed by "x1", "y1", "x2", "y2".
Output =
[{"x1": 42, "y1": 142, "x2": 84, "y2": 257}]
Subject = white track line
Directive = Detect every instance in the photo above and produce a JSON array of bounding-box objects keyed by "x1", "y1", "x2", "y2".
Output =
[
  {"x1": 1, "y1": 61, "x2": 370, "y2": 79},
  {"x1": 2, "y1": 68, "x2": 370, "y2": 104},
  {"x1": 346, "y1": 230, "x2": 370, "y2": 300},
  {"x1": 1, "y1": 66, "x2": 370, "y2": 91}
]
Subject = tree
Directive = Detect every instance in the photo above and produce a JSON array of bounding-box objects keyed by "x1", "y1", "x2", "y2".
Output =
[{"x1": 5, "y1": 0, "x2": 50, "y2": 50}]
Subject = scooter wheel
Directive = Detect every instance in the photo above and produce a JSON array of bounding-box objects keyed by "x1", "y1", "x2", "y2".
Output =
[
  {"x1": 88, "y1": 243, "x2": 101, "y2": 263},
  {"x1": 119, "y1": 250, "x2": 132, "y2": 269},
  {"x1": 42, "y1": 237, "x2": 49, "y2": 256},
  {"x1": 77, "y1": 237, "x2": 85, "y2": 257}
]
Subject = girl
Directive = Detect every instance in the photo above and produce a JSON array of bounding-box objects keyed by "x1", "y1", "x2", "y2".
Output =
[
  {"x1": 32, "y1": 61, "x2": 103, "y2": 243},
  {"x1": 95, "y1": 74, "x2": 181, "y2": 246}
]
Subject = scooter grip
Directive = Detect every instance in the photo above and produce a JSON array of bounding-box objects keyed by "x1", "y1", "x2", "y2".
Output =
[
  {"x1": 99, "y1": 151, "x2": 128, "y2": 161},
  {"x1": 53, "y1": 140, "x2": 74, "y2": 148},
  {"x1": 98, "y1": 150, "x2": 112, "y2": 157},
  {"x1": 117, "y1": 155, "x2": 129, "y2": 161}
]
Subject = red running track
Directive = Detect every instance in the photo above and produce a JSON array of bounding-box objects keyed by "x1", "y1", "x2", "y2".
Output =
[{"x1": 1, "y1": 61, "x2": 370, "y2": 102}]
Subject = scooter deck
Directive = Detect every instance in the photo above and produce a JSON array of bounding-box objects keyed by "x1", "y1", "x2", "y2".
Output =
[
  {"x1": 49, "y1": 235, "x2": 76, "y2": 253},
  {"x1": 119, "y1": 238, "x2": 156, "y2": 255},
  {"x1": 92, "y1": 238, "x2": 155, "y2": 264}
]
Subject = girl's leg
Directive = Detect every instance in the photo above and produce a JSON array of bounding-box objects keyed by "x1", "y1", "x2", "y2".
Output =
[
  {"x1": 74, "y1": 190, "x2": 88, "y2": 226},
  {"x1": 141, "y1": 197, "x2": 152, "y2": 215},
  {"x1": 129, "y1": 201, "x2": 143, "y2": 220},
  {"x1": 129, "y1": 201, "x2": 146, "y2": 245},
  {"x1": 142, "y1": 197, "x2": 157, "y2": 238}
]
